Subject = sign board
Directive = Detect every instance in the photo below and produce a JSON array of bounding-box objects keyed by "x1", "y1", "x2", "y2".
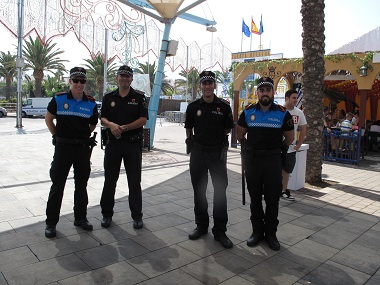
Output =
[{"x1": 232, "y1": 49, "x2": 271, "y2": 60}]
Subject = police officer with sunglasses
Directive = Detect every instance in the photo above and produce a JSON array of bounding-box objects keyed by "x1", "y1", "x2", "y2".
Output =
[{"x1": 44, "y1": 67, "x2": 99, "y2": 238}]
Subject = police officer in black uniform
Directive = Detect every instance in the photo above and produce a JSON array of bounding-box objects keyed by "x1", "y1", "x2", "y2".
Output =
[
  {"x1": 236, "y1": 77, "x2": 294, "y2": 251},
  {"x1": 99, "y1": 65, "x2": 148, "y2": 229},
  {"x1": 44, "y1": 67, "x2": 99, "y2": 238},
  {"x1": 185, "y1": 71, "x2": 235, "y2": 249}
]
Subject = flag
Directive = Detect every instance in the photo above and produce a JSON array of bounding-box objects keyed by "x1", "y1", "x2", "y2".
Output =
[
  {"x1": 251, "y1": 19, "x2": 260, "y2": 35},
  {"x1": 259, "y1": 14, "x2": 264, "y2": 34},
  {"x1": 242, "y1": 20, "x2": 250, "y2": 37}
]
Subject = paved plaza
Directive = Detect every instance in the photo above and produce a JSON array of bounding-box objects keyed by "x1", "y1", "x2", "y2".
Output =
[{"x1": 0, "y1": 115, "x2": 380, "y2": 285}]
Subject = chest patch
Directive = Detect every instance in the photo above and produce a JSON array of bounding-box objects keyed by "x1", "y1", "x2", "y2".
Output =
[
  {"x1": 110, "y1": 101, "x2": 116, "y2": 107},
  {"x1": 63, "y1": 102, "x2": 69, "y2": 110},
  {"x1": 197, "y1": 109, "x2": 202, "y2": 116},
  {"x1": 250, "y1": 114, "x2": 256, "y2": 122}
]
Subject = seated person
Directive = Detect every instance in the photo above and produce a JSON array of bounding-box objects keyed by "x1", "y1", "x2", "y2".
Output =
[{"x1": 340, "y1": 112, "x2": 353, "y2": 132}]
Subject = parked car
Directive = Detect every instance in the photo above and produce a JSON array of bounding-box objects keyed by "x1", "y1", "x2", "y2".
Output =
[{"x1": 0, "y1": 106, "x2": 7, "y2": 118}]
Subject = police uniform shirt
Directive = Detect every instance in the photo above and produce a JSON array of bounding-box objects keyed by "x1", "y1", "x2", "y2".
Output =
[
  {"x1": 238, "y1": 102, "x2": 294, "y2": 149},
  {"x1": 47, "y1": 91, "x2": 98, "y2": 139},
  {"x1": 184, "y1": 95, "x2": 234, "y2": 146},
  {"x1": 101, "y1": 87, "x2": 148, "y2": 136}
]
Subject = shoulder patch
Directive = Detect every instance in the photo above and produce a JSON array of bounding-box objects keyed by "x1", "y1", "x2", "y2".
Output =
[
  {"x1": 55, "y1": 91, "x2": 66, "y2": 96},
  {"x1": 221, "y1": 98, "x2": 231, "y2": 105},
  {"x1": 276, "y1": 105, "x2": 286, "y2": 112},
  {"x1": 86, "y1": 95, "x2": 96, "y2": 102},
  {"x1": 245, "y1": 103, "x2": 254, "y2": 110}
]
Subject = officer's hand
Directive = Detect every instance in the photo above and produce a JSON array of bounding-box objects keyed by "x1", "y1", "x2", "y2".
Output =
[
  {"x1": 185, "y1": 137, "x2": 193, "y2": 154},
  {"x1": 52, "y1": 134, "x2": 56, "y2": 146},
  {"x1": 110, "y1": 123, "x2": 122, "y2": 137}
]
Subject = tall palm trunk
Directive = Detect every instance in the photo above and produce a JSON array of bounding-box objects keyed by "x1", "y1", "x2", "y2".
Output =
[
  {"x1": 5, "y1": 77, "x2": 12, "y2": 100},
  {"x1": 33, "y1": 69, "x2": 44, "y2": 97},
  {"x1": 97, "y1": 80, "x2": 104, "y2": 101},
  {"x1": 301, "y1": 0, "x2": 325, "y2": 183}
]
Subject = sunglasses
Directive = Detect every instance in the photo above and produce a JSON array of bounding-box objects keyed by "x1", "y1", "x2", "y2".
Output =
[{"x1": 72, "y1": 78, "x2": 87, "y2": 84}]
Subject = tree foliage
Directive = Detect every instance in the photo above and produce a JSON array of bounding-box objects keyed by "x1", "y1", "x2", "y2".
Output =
[{"x1": 22, "y1": 36, "x2": 68, "y2": 97}]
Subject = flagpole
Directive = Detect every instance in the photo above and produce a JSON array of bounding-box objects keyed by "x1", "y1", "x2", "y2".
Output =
[
  {"x1": 241, "y1": 18, "x2": 243, "y2": 52},
  {"x1": 250, "y1": 16, "x2": 252, "y2": 51}
]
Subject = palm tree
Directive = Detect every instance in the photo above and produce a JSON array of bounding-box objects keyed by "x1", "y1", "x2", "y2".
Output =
[
  {"x1": 43, "y1": 75, "x2": 67, "y2": 97},
  {"x1": 301, "y1": 0, "x2": 326, "y2": 183},
  {"x1": 83, "y1": 55, "x2": 117, "y2": 100},
  {"x1": 0, "y1": 51, "x2": 17, "y2": 100},
  {"x1": 176, "y1": 69, "x2": 200, "y2": 100},
  {"x1": 22, "y1": 36, "x2": 68, "y2": 97},
  {"x1": 135, "y1": 61, "x2": 174, "y2": 96}
]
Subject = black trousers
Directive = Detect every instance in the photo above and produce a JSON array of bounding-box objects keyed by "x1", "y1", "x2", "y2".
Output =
[
  {"x1": 100, "y1": 140, "x2": 142, "y2": 220},
  {"x1": 189, "y1": 148, "x2": 228, "y2": 235},
  {"x1": 46, "y1": 143, "x2": 91, "y2": 226},
  {"x1": 244, "y1": 153, "x2": 282, "y2": 235}
]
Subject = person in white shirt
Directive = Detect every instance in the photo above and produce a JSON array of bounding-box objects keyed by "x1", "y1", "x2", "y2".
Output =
[{"x1": 281, "y1": 90, "x2": 307, "y2": 201}]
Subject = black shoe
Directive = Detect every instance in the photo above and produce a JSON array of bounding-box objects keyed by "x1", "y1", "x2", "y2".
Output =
[
  {"x1": 74, "y1": 219, "x2": 93, "y2": 231},
  {"x1": 247, "y1": 233, "x2": 264, "y2": 247},
  {"x1": 45, "y1": 225, "x2": 56, "y2": 238},
  {"x1": 133, "y1": 219, "x2": 143, "y2": 229},
  {"x1": 265, "y1": 235, "x2": 280, "y2": 251},
  {"x1": 101, "y1": 217, "x2": 112, "y2": 228},
  {"x1": 188, "y1": 228, "x2": 208, "y2": 240},
  {"x1": 214, "y1": 234, "x2": 233, "y2": 249}
]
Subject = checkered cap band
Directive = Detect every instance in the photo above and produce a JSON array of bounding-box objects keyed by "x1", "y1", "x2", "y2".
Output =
[
  {"x1": 117, "y1": 65, "x2": 133, "y2": 76},
  {"x1": 70, "y1": 71, "x2": 86, "y2": 78},
  {"x1": 257, "y1": 81, "x2": 274, "y2": 89}
]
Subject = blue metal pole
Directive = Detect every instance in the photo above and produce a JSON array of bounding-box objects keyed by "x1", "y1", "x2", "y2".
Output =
[{"x1": 145, "y1": 20, "x2": 172, "y2": 148}]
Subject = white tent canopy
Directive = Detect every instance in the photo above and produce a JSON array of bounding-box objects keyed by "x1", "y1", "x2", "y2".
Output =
[{"x1": 329, "y1": 26, "x2": 380, "y2": 54}]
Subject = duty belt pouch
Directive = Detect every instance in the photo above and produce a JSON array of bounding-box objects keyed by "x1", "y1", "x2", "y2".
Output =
[
  {"x1": 101, "y1": 128, "x2": 109, "y2": 146},
  {"x1": 127, "y1": 133, "x2": 142, "y2": 143}
]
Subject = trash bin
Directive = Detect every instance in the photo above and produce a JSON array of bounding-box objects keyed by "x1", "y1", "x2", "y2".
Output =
[{"x1": 287, "y1": 144, "x2": 309, "y2": 191}]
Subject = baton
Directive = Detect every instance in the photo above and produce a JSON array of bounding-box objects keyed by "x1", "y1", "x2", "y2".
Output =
[{"x1": 241, "y1": 150, "x2": 246, "y2": 205}]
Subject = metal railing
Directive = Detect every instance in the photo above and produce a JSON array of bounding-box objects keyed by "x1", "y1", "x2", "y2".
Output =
[{"x1": 322, "y1": 129, "x2": 361, "y2": 164}]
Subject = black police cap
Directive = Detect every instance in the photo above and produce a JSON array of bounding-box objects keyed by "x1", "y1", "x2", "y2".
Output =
[
  {"x1": 199, "y1": 70, "x2": 216, "y2": 83},
  {"x1": 117, "y1": 65, "x2": 133, "y2": 76},
  {"x1": 70, "y1": 67, "x2": 86, "y2": 79},
  {"x1": 257, "y1": 77, "x2": 274, "y2": 89}
]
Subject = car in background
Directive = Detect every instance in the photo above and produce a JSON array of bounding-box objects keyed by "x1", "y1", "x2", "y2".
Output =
[{"x1": 0, "y1": 106, "x2": 7, "y2": 118}]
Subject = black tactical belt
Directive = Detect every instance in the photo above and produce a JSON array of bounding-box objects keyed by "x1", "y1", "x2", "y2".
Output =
[
  {"x1": 193, "y1": 141, "x2": 223, "y2": 152},
  {"x1": 56, "y1": 137, "x2": 88, "y2": 145},
  {"x1": 244, "y1": 148, "x2": 282, "y2": 157}
]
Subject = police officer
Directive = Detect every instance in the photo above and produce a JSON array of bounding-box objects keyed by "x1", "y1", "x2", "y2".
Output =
[
  {"x1": 236, "y1": 77, "x2": 294, "y2": 251},
  {"x1": 45, "y1": 67, "x2": 99, "y2": 238},
  {"x1": 185, "y1": 71, "x2": 234, "y2": 249},
  {"x1": 99, "y1": 65, "x2": 148, "y2": 229}
]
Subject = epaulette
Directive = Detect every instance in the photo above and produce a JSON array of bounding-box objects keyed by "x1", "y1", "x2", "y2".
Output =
[
  {"x1": 220, "y1": 98, "x2": 231, "y2": 105},
  {"x1": 86, "y1": 95, "x2": 96, "y2": 102},
  {"x1": 276, "y1": 104, "x2": 287, "y2": 112},
  {"x1": 245, "y1": 103, "x2": 255, "y2": 110},
  {"x1": 55, "y1": 91, "x2": 66, "y2": 96},
  {"x1": 188, "y1": 98, "x2": 200, "y2": 105},
  {"x1": 135, "y1": 89, "x2": 145, "y2": 96}
]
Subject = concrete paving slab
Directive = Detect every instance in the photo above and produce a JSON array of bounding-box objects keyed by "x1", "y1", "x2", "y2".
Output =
[
  {"x1": 58, "y1": 261, "x2": 149, "y2": 285},
  {"x1": 330, "y1": 243, "x2": 380, "y2": 275},
  {"x1": 181, "y1": 250, "x2": 254, "y2": 284},
  {"x1": 239, "y1": 255, "x2": 310, "y2": 285},
  {"x1": 300, "y1": 260, "x2": 371, "y2": 285}
]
